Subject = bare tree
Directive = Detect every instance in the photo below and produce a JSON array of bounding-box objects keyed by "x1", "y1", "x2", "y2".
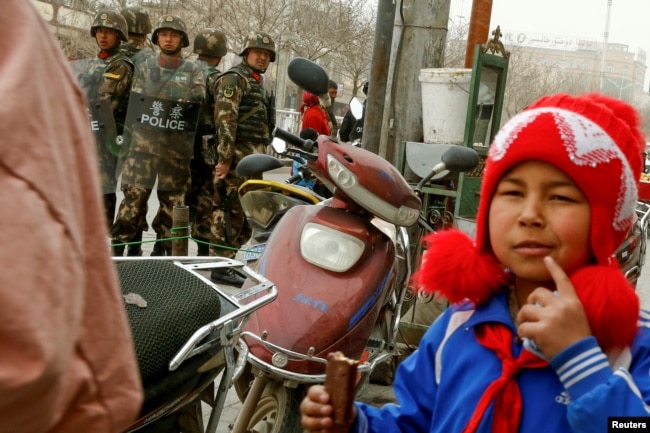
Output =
[{"x1": 327, "y1": 7, "x2": 375, "y2": 97}]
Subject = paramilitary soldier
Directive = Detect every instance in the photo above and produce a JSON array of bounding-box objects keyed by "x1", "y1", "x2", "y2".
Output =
[
  {"x1": 74, "y1": 9, "x2": 133, "y2": 229},
  {"x1": 119, "y1": 6, "x2": 155, "y2": 65},
  {"x1": 110, "y1": 15, "x2": 205, "y2": 256},
  {"x1": 186, "y1": 28, "x2": 228, "y2": 256},
  {"x1": 118, "y1": 5, "x2": 154, "y2": 255},
  {"x1": 209, "y1": 30, "x2": 276, "y2": 285}
]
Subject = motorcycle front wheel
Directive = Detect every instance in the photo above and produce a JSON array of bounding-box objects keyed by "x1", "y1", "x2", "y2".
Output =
[{"x1": 246, "y1": 381, "x2": 304, "y2": 433}]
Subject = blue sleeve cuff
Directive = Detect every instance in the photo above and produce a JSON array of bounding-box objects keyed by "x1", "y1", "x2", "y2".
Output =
[
  {"x1": 550, "y1": 336, "x2": 613, "y2": 399},
  {"x1": 352, "y1": 403, "x2": 368, "y2": 433}
]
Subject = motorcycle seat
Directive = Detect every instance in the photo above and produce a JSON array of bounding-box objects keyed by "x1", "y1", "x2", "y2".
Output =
[{"x1": 116, "y1": 260, "x2": 224, "y2": 388}]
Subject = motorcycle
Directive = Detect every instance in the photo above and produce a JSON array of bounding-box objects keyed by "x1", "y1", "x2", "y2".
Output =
[
  {"x1": 229, "y1": 55, "x2": 480, "y2": 433},
  {"x1": 113, "y1": 256, "x2": 276, "y2": 433},
  {"x1": 234, "y1": 155, "x2": 324, "y2": 266}
]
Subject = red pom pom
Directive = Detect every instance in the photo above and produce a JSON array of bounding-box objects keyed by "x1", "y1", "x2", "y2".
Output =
[
  {"x1": 412, "y1": 230, "x2": 509, "y2": 305},
  {"x1": 570, "y1": 265, "x2": 639, "y2": 351}
]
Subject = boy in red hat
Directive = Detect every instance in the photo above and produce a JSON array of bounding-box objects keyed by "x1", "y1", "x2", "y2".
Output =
[{"x1": 300, "y1": 93, "x2": 650, "y2": 433}]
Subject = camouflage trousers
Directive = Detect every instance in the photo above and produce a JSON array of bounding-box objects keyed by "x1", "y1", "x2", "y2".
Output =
[
  {"x1": 103, "y1": 193, "x2": 117, "y2": 229},
  {"x1": 209, "y1": 172, "x2": 251, "y2": 259},
  {"x1": 186, "y1": 157, "x2": 214, "y2": 242},
  {"x1": 111, "y1": 152, "x2": 190, "y2": 245},
  {"x1": 110, "y1": 185, "x2": 185, "y2": 245}
]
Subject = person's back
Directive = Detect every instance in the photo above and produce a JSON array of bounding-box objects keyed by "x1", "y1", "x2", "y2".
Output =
[
  {"x1": 187, "y1": 28, "x2": 228, "y2": 256},
  {"x1": 120, "y1": 6, "x2": 155, "y2": 64},
  {"x1": 300, "y1": 92, "x2": 331, "y2": 136},
  {"x1": 339, "y1": 80, "x2": 368, "y2": 142},
  {"x1": 0, "y1": 2, "x2": 142, "y2": 432}
]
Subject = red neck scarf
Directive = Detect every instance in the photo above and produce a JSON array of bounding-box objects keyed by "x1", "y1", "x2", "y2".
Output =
[{"x1": 463, "y1": 323, "x2": 548, "y2": 433}]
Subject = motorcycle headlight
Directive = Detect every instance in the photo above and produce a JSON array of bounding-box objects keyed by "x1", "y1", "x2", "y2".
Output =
[
  {"x1": 326, "y1": 154, "x2": 419, "y2": 226},
  {"x1": 300, "y1": 223, "x2": 364, "y2": 272},
  {"x1": 241, "y1": 191, "x2": 305, "y2": 229}
]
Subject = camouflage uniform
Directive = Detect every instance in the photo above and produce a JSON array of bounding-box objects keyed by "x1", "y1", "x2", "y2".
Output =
[
  {"x1": 120, "y1": 6, "x2": 155, "y2": 66},
  {"x1": 210, "y1": 32, "x2": 275, "y2": 258},
  {"x1": 121, "y1": 40, "x2": 156, "y2": 66},
  {"x1": 118, "y1": 6, "x2": 155, "y2": 254},
  {"x1": 186, "y1": 29, "x2": 228, "y2": 255},
  {"x1": 111, "y1": 15, "x2": 205, "y2": 256},
  {"x1": 76, "y1": 10, "x2": 133, "y2": 228}
]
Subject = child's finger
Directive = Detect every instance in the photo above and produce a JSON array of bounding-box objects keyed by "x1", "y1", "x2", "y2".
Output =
[{"x1": 543, "y1": 256, "x2": 576, "y2": 298}]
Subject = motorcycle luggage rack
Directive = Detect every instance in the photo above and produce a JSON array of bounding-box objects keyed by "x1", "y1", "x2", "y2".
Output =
[{"x1": 113, "y1": 256, "x2": 277, "y2": 433}]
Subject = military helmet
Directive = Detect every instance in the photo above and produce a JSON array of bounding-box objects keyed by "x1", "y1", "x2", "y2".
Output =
[
  {"x1": 193, "y1": 28, "x2": 228, "y2": 58},
  {"x1": 238, "y1": 31, "x2": 276, "y2": 62},
  {"x1": 91, "y1": 9, "x2": 128, "y2": 42},
  {"x1": 120, "y1": 6, "x2": 152, "y2": 35},
  {"x1": 152, "y1": 15, "x2": 190, "y2": 48}
]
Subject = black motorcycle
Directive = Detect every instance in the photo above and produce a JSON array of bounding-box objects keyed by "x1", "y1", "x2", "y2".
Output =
[{"x1": 115, "y1": 256, "x2": 276, "y2": 433}]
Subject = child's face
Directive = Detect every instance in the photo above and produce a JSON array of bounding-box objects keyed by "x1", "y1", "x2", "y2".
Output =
[{"x1": 488, "y1": 160, "x2": 592, "y2": 286}]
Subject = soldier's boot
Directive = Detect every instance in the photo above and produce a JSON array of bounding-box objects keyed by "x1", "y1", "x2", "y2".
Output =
[
  {"x1": 126, "y1": 231, "x2": 143, "y2": 256},
  {"x1": 150, "y1": 234, "x2": 164, "y2": 256},
  {"x1": 111, "y1": 240, "x2": 125, "y2": 257},
  {"x1": 196, "y1": 238, "x2": 210, "y2": 256}
]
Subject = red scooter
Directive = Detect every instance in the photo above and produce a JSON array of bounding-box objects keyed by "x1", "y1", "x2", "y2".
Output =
[{"x1": 229, "y1": 57, "x2": 479, "y2": 433}]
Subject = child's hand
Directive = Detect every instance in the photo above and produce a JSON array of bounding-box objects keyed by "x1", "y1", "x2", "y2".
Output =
[
  {"x1": 301, "y1": 384, "x2": 356, "y2": 433},
  {"x1": 516, "y1": 256, "x2": 592, "y2": 359}
]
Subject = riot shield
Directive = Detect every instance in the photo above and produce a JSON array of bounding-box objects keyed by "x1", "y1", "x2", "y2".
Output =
[
  {"x1": 72, "y1": 57, "x2": 121, "y2": 194},
  {"x1": 120, "y1": 57, "x2": 205, "y2": 191}
]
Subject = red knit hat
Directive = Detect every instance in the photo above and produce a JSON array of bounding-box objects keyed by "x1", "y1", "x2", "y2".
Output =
[
  {"x1": 415, "y1": 93, "x2": 644, "y2": 351},
  {"x1": 302, "y1": 91, "x2": 320, "y2": 106}
]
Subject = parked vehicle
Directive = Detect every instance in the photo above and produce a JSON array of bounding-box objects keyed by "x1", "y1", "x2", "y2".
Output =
[
  {"x1": 228, "y1": 58, "x2": 479, "y2": 433},
  {"x1": 115, "y1": 256, "x2": 276, "y2": 433},
  {"x1": 234, "y1": 155, "x2": 324, "y2": 266}
]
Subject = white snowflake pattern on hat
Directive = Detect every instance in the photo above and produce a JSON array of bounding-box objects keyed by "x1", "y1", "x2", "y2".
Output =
[{"x1": 490, "y1": 107, "x2": 637, "y2": 232}]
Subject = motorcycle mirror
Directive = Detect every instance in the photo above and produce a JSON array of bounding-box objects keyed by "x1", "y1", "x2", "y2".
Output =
[
  {"x1": 271, "y1": 137, "x2": 287, "y2": 154},
  {"x1": 441, "y1": 146, "x2": 479, "y2": 173},
  {"x1": 349, "y1": 97, "x2": 363, "y2": 120},
  {"x1": 415, "y1": 146, "x2": 479, "y2": 192},
  {"x1": 287, "y1": 57, "x2": 329, "y2": 96},
  {"x1": 235, "y1": 153, "x2": 284, "y2": 177}
]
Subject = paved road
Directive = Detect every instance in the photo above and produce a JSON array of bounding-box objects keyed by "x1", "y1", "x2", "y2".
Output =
[{"x1": 120, "y1": 168, "x2": 650, "y2": 431}]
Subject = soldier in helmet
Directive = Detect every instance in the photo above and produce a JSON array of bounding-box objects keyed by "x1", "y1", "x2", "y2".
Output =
[
  {"x1": 208, "y1": 30, "x2": 276, "y2": 285},
  {"x1": 75, "y1": 9, "x2": 134, "y2": 230},
  {"x1": 186, "y1": 28, "x2": 228, "y2": 256},
  {"x1": 118, "y1": 6, "x2": 154, "y2": 255},
  {"x1": 119, "y1": 6, "x2": 155, "y2": 64},
  {"x1": 110, "y1": 15, "x2": 205, "y2": 256}
]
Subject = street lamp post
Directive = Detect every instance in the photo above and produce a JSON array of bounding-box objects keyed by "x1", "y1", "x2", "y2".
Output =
[{"x1": 603, "y1": 77, "x2": 637, "y2": 101}]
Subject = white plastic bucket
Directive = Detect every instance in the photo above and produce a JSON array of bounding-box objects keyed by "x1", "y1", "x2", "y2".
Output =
[{"x1": 419, "y1": 68, "x2": 472, "y2": 144}]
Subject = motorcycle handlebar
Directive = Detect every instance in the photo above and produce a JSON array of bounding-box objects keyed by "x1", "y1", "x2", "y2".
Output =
[
  {"x1": 286, "y1": 173, "x2": 302, "y2": 184},
  {"x1": 273, "y1": 127, "x2": 317, "y2": 154},
  {"x1": 273, "y1": 127, "x2": 305, "y2": 149}
]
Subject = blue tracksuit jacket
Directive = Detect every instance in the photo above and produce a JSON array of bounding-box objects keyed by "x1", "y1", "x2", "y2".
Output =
[{"x1": 354, "y1": 290, "x2": 650, "y2": 433}]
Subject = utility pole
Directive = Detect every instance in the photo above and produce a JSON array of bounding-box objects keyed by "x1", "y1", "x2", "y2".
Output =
[
  {"x1": 464, "y1": 0, "x2": 493, "y2": 67},
  {"x1": 361, "y1": 0, "x2": 396, "y2": 155},
  {"x1": 374, "y1": 0, "x2": 451, "y2": 163},
  {"x1": 366, "y1": 0, "x2": 494, "y2": 163},
  {"x1": 599, "y1": 0, "x2": 613, "y2": 92}
]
